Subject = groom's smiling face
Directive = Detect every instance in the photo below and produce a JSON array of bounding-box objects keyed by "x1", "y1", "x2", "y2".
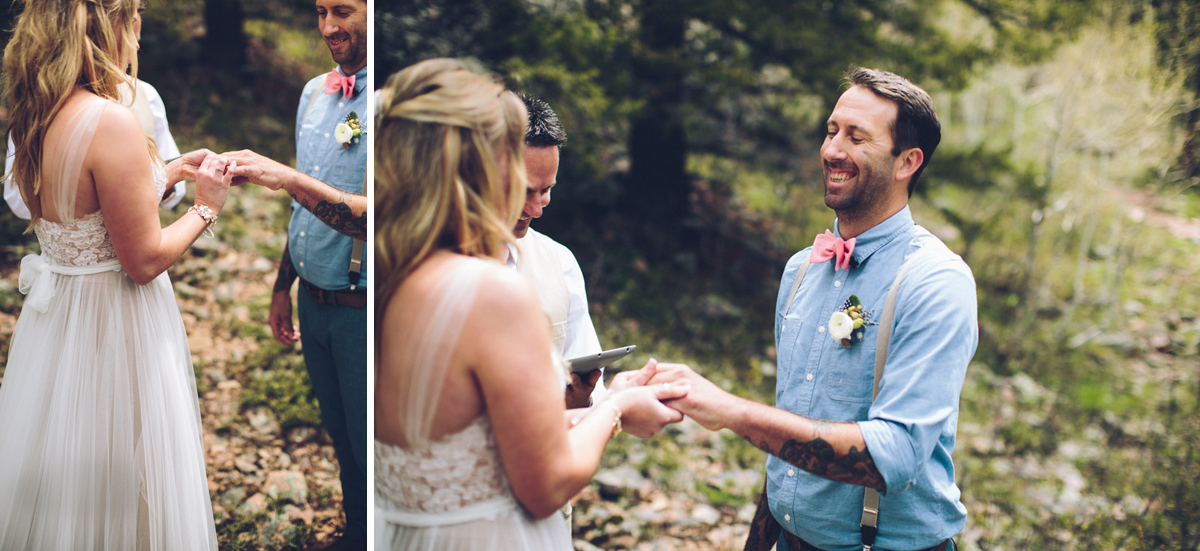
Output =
[{"x1": 317, "y1": 0, "x2": 367, "y2": 74}]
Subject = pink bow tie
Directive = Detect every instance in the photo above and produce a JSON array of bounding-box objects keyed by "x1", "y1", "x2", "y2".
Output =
[
  {"x1": 325, "y1": 71, "x2": 356, "y2": 99},
  {"x1": 810, "y1": 230, "x2": 856, "y2": 271}
]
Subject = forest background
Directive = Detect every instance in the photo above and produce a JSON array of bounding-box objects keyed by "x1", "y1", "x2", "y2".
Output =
[
  {"x1": 382, "y1": 1, "x2": 1200, "y2": 550},
  {"x1": 0, "y1": 0, "x2": 352, "y2": 548}
]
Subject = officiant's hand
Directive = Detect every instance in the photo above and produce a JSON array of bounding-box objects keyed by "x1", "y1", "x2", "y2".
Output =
[
  {"x1": 565, "y1": 369, "x2": 603, "y2": 409},
  {"x1": 222, "y1": 150, "x2": 290, "y2": 191},
  {"x1": 647, "y1": 363, "x2": 736, "y2": 431}
]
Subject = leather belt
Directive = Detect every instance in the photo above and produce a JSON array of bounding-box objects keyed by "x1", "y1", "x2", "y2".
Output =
[
  {"x1": 782, "y1": 531, "x2": 948, "y2": 551},
  {"x1": 300, "y1": 278, "x2": 366, "y2": 308}
]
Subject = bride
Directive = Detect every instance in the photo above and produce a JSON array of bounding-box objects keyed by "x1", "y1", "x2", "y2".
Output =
[
  {"x1": 373, "y1": 58, "x2": 690, "y2": 550},
  {"x1": 0, "y1": 0, "x2": 229, "y2": 548}
]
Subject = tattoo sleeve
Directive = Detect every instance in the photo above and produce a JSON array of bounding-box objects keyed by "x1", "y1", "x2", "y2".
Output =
[
  {"x1": 745, "y1": 421, "x2": 887, "y2": 492},
  {"x1": 290, "y1": 191, "x2": 367, "y2": 241},
  {"x1": 273, "y1": 241, "x2": 299, "y2": 294},
  {"x1": 743, "y1": 478, "x2": 782, "y2": 551}
]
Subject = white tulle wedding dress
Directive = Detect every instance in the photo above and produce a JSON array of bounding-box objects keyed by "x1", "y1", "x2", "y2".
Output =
[
  {"x1": 374, "y1": 257, "x2": 573, "y2": 550},
  {"x1": 0, "y1": 96, "x2": 218, "y2": 550}
]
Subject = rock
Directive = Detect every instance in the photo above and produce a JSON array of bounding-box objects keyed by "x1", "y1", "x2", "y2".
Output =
[
  {"x1": 173, "y1": 281, "x2": 199, "y2": 298},
  {"x1": 574, "y1": 540, "x2": 604, "y2": 551},
  {"x1": 264, "y1": 470, "x2": 308, "y2": 504},
  {"x1": 287, "y1": 426, "x2": 319, "y2": 445},
  {"x1": 689, "y1": 503, "x2": 721, "y2": 525},
  {"x1": 594, "y1": 465, "x2": 647, "y2": 500},
  {"x1": 235, "y1": 455, "x2": 258, "y2": 473},
  {"x1": 218, "y1": 486, "x2": 247, "y2": 510},
  {"x1": 235, "y1": 493, "x2": 268, "y2": 516},
  {"x1": 247, "y1": 407, "x2": 280, "y2": 436},
  {"x1": 217, "y1": 380, "x2": 242, "y2": 390}
]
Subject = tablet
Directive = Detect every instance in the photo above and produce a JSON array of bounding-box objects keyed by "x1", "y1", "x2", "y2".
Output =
[{"x1": 565, "y1": 345, "x2": 636, "y2": 374}]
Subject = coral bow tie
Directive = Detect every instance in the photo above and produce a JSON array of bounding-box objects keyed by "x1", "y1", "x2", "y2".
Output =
[
  {"x1": 809, "y1": 230, "x2": 856, "y2": 271},
  {"x1": 324, "y1": 71, "x2": 356, "y2": 99}
]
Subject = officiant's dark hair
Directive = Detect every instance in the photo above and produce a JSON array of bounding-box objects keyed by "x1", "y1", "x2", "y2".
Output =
[
  {"x1": 374, "y1": 58, "x2": 528, "y2": 342},
  {"x1": 844, "y1": 67, "x2": 941, "y2": 196},
  {"x1": 521, "y1": 95, "x2": 566, "y2": 149}
]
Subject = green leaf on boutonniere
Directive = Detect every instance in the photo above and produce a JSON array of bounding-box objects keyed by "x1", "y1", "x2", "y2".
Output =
[{"x1": 848, "y1": 294, "x2": 862, "y2": 307}]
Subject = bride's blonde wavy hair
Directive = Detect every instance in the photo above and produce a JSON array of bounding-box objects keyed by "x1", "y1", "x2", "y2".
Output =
[
  {"x1": 3, "y1": 0, "x2": 140, "y2": 229},
  {"x1": 374, "y1": 58, "x2": 527, "y2": 319}
]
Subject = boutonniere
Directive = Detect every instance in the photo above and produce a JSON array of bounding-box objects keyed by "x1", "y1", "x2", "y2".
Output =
[
  {"x1": 829, "y1": 294, "x2": 875, "y2": 348},
  {"x1": 335, "y1": 111, "x2": 365, "y2": 149}
]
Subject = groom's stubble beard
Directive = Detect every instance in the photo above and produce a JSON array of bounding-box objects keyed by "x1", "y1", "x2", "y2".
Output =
[{"x1": 327, "y1": 26, "x2": 366, "y2": 70}]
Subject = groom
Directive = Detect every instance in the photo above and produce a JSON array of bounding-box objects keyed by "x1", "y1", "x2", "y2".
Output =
[
  {"x1": 650, "y1": 68, "x2": 977, "y2": 551},
  {"x1": 225, "y1": 0, "x2": 367, "y2": 549}
]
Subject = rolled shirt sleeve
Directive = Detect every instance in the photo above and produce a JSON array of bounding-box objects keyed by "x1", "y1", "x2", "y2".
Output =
[{"x1": 857, "y1": 251, "x2": 977, "y2": 495}]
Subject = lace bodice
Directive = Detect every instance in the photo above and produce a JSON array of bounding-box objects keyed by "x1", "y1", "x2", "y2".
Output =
[
  {"x1": 34, "y1": 162, "x2": 166, "y2": 267},
  {"x1": 375, "y1": 416, "x2": 513, "y2": 514}
]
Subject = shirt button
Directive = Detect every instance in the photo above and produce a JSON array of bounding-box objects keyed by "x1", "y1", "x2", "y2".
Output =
[
  {"x1": 339, "y1": 102, "x2": 345, "y2": 108},
  {"x1": 314, "y1": 165, "x2": 320, "y2": 171},
  {"x1": 325, "y1": 132, "x2": 330, "y2": 139},
  {"x1": 788, "y1": 469, "x2": 795, "y2": 477},
  {"x1": 298, "y1": 261, "x2": 305, "y2": 268},
  {"x1": 299, "y1": 231, "x2": 306, "y2": 237},
  {"x1": 806, "y1": 373, "x2": 813, "y2": 382},
  {"x1": 834, "y1": 280, "x2": 842, "y2": 288},
  {"x1": 299, "y1": 131, "x2": 303, "y2": 137},
  {"x1": 784, "y1": 514, "x2": 791, "y2": 522},
  {"x1": 818, "y1": 325, "x2": 826, "y2": 333}
]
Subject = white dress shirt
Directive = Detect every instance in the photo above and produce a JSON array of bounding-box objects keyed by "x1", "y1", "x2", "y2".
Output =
[
  {"x1": 4, "y1": 79, "x2": 184, "y2": 219},
  {"x1": 505, "y1": 233, "x2": 606, "y2": 402}
]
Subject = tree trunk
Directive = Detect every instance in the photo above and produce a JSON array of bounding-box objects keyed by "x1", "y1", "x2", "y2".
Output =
[
  {"x1": 203, "y1": 0, "x2": 247, "y2": 70},
  {"x1": 626, "y1": 0, "x2": 688, "y2": 226}
]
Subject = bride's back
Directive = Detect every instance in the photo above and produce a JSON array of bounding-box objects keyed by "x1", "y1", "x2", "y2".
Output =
[{"x1": 375, "y1": 251, "x2": 491, "y2": 448}]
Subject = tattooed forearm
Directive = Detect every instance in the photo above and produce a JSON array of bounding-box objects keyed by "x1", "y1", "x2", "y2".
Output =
[
  {"x1": 743, "y1": 479, "x2": 782, "y2": 551},
  {"x1": 291, "y1": 191, "x2": 367, "y2": 240},
  {"x1": 768, "y1": 438, "x2": 886, "y2": 492},
  {"x1": 273, "y1": 244, "x2": 299, "y2": 293}
]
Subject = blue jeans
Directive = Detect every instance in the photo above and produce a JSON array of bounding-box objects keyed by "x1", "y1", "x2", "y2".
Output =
[{"x1": 298, "y1": 289, "x2": 367, "y2": 540}]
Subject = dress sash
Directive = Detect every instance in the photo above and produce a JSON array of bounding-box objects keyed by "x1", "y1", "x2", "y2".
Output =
[
  {"x1": 375, "y1": 496, "x2": 520, "y2": 527},
  {"x1": 18, "y1": 254, "x2": 123, "y2": 313}
]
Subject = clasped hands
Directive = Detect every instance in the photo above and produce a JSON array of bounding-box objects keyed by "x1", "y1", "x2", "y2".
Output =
[
  {"x1": 600, "y1": 358, "x2": 733, "y2": 438},
  {"x1": 173, "y1": 148, "x2": 295, "y2": 192}
]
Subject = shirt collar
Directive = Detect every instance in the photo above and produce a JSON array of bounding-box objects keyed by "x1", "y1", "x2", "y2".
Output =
[{"x1": 833, "y1": 206, "x2": 914, "y2": 267}]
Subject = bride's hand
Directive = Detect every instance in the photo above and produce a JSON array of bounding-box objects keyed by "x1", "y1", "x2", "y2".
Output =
[
  {"x1": 608, "y1": 358, "x2": 659, "y2": 393},
  {"x1": 605, "y1": 380, "x2": 690, "y2": 438},
  {"x1": 194, "y1": 154, "x2": 234, "y2": 214}
]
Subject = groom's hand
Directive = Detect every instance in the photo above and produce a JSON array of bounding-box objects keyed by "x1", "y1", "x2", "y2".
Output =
[
  {"x1": 648, "y1": 364, "x2": 738, "y2": 431},
  {"x1": 269, "y1": 290, "x2": 300, "y2": 346},
  {"x1": 223, "y1": 150, "x2": 292, "y2": 191}
]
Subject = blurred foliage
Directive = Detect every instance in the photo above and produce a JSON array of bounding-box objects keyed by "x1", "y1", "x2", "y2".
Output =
[{"x1": 385, "y1": 1, "x2": 1200, "y2": 549}]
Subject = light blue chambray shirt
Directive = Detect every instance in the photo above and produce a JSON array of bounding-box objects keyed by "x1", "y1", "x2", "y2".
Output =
[
  {"x1": 288, "y1": 65, "x2": 369, "y2": 291},
  {"x1": 767, "y1": 206, "x2": 978, "y2": 551}
]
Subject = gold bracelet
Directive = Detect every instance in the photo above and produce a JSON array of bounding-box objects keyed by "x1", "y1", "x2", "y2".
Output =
[{"x1": 601, "y1": 402, "x2": 622, "y2": 438}]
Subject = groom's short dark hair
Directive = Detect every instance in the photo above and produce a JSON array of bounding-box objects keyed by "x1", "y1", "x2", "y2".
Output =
[
  {"x1": 845, "y1": 67, "x2": 940, "y2": 196},
  {"x1": 520, "y1": 94, "x2": 567, "y2": 149}
]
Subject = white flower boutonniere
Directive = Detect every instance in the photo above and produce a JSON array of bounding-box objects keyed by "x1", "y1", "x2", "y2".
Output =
[
  {"x1": 336, "y1": 111, "x2": 365, "y2": 149},
  {"x1": 829, "y1": 294, "x2": 875, "y2": 348}
]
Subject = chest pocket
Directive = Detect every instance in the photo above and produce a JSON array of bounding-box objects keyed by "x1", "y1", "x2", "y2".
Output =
[{"x1": 825, "y1": 326, "x2": 878, "y2": 404}]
